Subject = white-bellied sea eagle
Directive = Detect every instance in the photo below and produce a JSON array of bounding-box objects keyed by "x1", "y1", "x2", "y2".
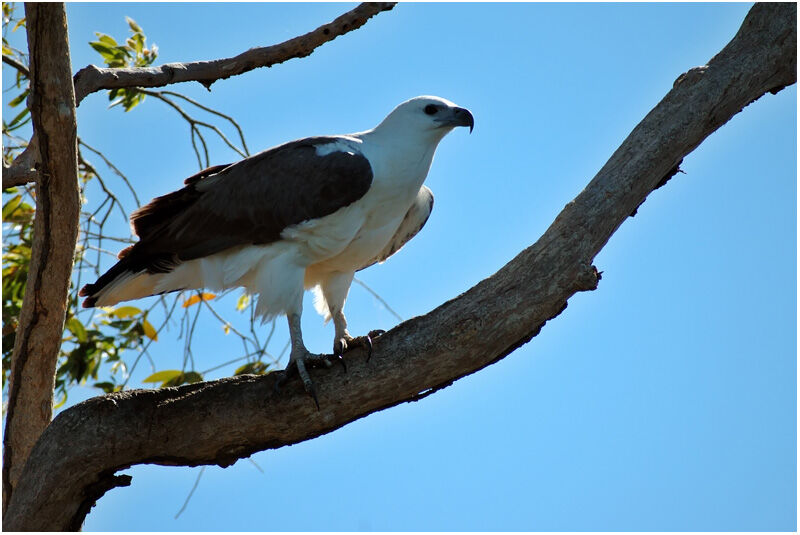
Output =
[{"x1": 80, "y1": 95, "x2": 474, "y2": 407}]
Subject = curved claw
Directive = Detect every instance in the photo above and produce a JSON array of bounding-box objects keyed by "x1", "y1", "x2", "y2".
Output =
[
  {"x1": 332, "y1": 339, "x2": 348, "y2": 373},
  {"x1": 365, "y1": 335, "x2": 374, "y2": 362},
  {"x1": 365, "y1": 329, "x2": 386, "y2": 362}
]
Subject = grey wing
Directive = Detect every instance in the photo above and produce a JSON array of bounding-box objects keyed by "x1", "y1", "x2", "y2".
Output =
[{"x1": 359, "y1": 185, "x2": 434, "y2": 271}]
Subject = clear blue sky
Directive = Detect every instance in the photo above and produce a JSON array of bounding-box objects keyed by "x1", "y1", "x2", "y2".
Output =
[{"x1": 3, "y1": 2, "x2": 796, "y2": 531}]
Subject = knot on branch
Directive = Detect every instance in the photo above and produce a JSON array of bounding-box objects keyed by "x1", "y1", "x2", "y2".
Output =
[
  {"x1": 573, "y1": 263, "x2": 601, "y2": 292},
  {"x1": 673, "y1": 65, "x2": 708, "y2": 88},
  {"x1": 215, "y1": 444, "x2": 253, "y2": 468},
  {"x1": 72, "y1": 63, "x2": 102, "y2": 85}
]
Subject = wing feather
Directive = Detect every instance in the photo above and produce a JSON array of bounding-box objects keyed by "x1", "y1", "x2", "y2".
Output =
[
  {"x1": 80, "y1": 136, "x2": 373, "y2": 304},
  {"x1": 130, "y1": 136, "x2": 373, "y2": 268}
]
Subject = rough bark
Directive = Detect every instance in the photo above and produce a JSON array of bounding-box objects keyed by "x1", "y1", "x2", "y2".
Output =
[
  {"x1": 4, "y1": 2, "x2": 796, "y2": 531},
  {"x1": 2, "y1": 2, "x2": 80, "y2": 516},
  {"x1": 72, "y1": 2, "x2": 396, "y2": 105}
]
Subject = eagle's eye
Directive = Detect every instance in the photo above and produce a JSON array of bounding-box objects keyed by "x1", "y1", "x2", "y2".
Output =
[{"x1": 424, "y1": 104, "x2": 438, "y2": 115}]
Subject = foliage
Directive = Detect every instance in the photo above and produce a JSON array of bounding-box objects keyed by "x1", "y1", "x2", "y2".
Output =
[{"x1": 88, "y1": 16, "x2": 158, "y2": 111}]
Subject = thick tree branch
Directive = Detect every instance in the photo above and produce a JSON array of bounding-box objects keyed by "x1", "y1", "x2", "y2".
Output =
[
  {"x1": 2, "y1": 2, "x2": 80, "y2": 516},
  {"x1": 72, "y1": 2, "x2": 396, "y2": 106},
  {"x1": 5, "y1": 2, "x2": 795, "y2": 531}
]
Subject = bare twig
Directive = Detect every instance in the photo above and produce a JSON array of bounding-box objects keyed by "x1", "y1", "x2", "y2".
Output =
[
  {"x1": 78, "y1": 138, "x2": 141, "y2": 206},
  {"x1": 174, "y1": 467, "x2": 205, "y2": 519},
  {"x1": 139, "y1": 89, "x2": 247, "y2": 160},
  {"x1": 353, "y1": 278, "x2": 404, "y2": 322},
  {"x1": 80, "y1": 232, "x2": 135, "y2": 244},
  {"x1": 72, "y1": 3, "x2": 397, "y2": 105},
  {"x1": 77, "y1": 148, "x2": 128, "y2": 222},
  {"x1": 158, "y1": 90, "x2": 249, "y2": 156}
]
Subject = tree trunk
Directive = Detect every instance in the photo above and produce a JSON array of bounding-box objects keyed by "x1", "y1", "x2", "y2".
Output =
[
  {"x1": 3, "y1": 2, "x2": 795, "y2": 531},
  {"x1": 2, "y1": 2, "x2": 80, "y2": 516}
]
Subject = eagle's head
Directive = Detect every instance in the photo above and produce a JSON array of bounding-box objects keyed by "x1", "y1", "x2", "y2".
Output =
[{"x1": 376, "y1": 96, "x2": 474, "y2": 140}]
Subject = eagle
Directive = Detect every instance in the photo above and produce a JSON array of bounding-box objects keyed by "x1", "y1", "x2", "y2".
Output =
[{"x1": 79, "y1": 95, "x2": 474, "y2": 406}]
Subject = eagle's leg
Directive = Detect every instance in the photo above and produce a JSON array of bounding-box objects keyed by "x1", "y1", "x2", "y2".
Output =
[
  {"x1": 320, "y1": 271, "x2": 384, "y2": 364},
  {"x1": 332, "y1": 309, "x2": 354, "y2": 361},
  {"x1": 285, "y1": 312, "x2": 331, "y2": 410},
  {"x1": 332, "y1": 309, "x2": 385, "y2": 362}
]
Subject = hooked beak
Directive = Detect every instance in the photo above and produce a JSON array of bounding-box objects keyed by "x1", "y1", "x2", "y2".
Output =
[{"x1": 437, "y1": 106, "x2": 474, "y2": 133}]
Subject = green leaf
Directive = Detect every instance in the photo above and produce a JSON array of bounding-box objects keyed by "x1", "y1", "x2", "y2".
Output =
[
  {"x1": 53, "y1": 389, "x2": 67, "y2": 409},
  {"x1": 126, "y1": 16, "x2": 143, "y2": 34},
  {"x1": 162, "y1": 370, "x2": 204, "y2": 387},
  {"x1": 93, "y1": 381, "x2": 116, "y2": 393},
  {"x1": 96, "y1": 33, "x2": 118, "y2": 47},
  {"x1": 89, "y1": 40, "x2": 118, "y2": 58},
  {"x1": 108, "y1": 305, "x2": 141, "y2": 318},
  {"x1": 181, "y1": 371, "x2": 203, "y2": 384},
  {"x1": 234, "y1": 361, "x2": 268, "y2": 376},
  {"x1": 89, "y1": 41, "x2": 128, "y2": 64},
  {"x1": 129, "y1": 32, "x2": 144, "y2": 53},
  {"x1": 143, "y1": 369, "x2": 183, "y2": 383},
  {"x1": 6, "y1": 108, "x2": 30, "y2": 130},
  {"x1": 66, "y1": 317, "x2": 87, "y2": 342},
  {"x1": 2, "y1": 195, "x2": 22, "y2": 220},
  {"x1": 4, "y1": 199, "x2": 33, "y2": 223},
  {"x1": 142, "y1": 318, "x2": 158, "y2": 341},
  {"x1": 12, "y1": 17, "x2": 25, "y2": 32},
  {"x1": 236, "y1": 293, "x2": 250, "y2": 311},
  {"x1": 122, "y1": 90, "x2": 144, "y2": 112},
  {"x1": 8, "y1": 87, "x2": 29, "y2": 107}
]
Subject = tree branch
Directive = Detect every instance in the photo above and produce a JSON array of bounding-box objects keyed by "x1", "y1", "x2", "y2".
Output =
[
  {"x1": 4, "y1": 2, "x2": 795, "y2": 530},
  {"x1": 2, "y1": 136, "x2": 39, "y2": 189},
  {"x1": 2, "y1": 2, "x2": 81, "y2": 516},
  {"x1": 72, "y1": 2, "x2": 396, "y2": 106},
  {"x1": 2, "y1": 53, "x2": 30, "y2": 77}
]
